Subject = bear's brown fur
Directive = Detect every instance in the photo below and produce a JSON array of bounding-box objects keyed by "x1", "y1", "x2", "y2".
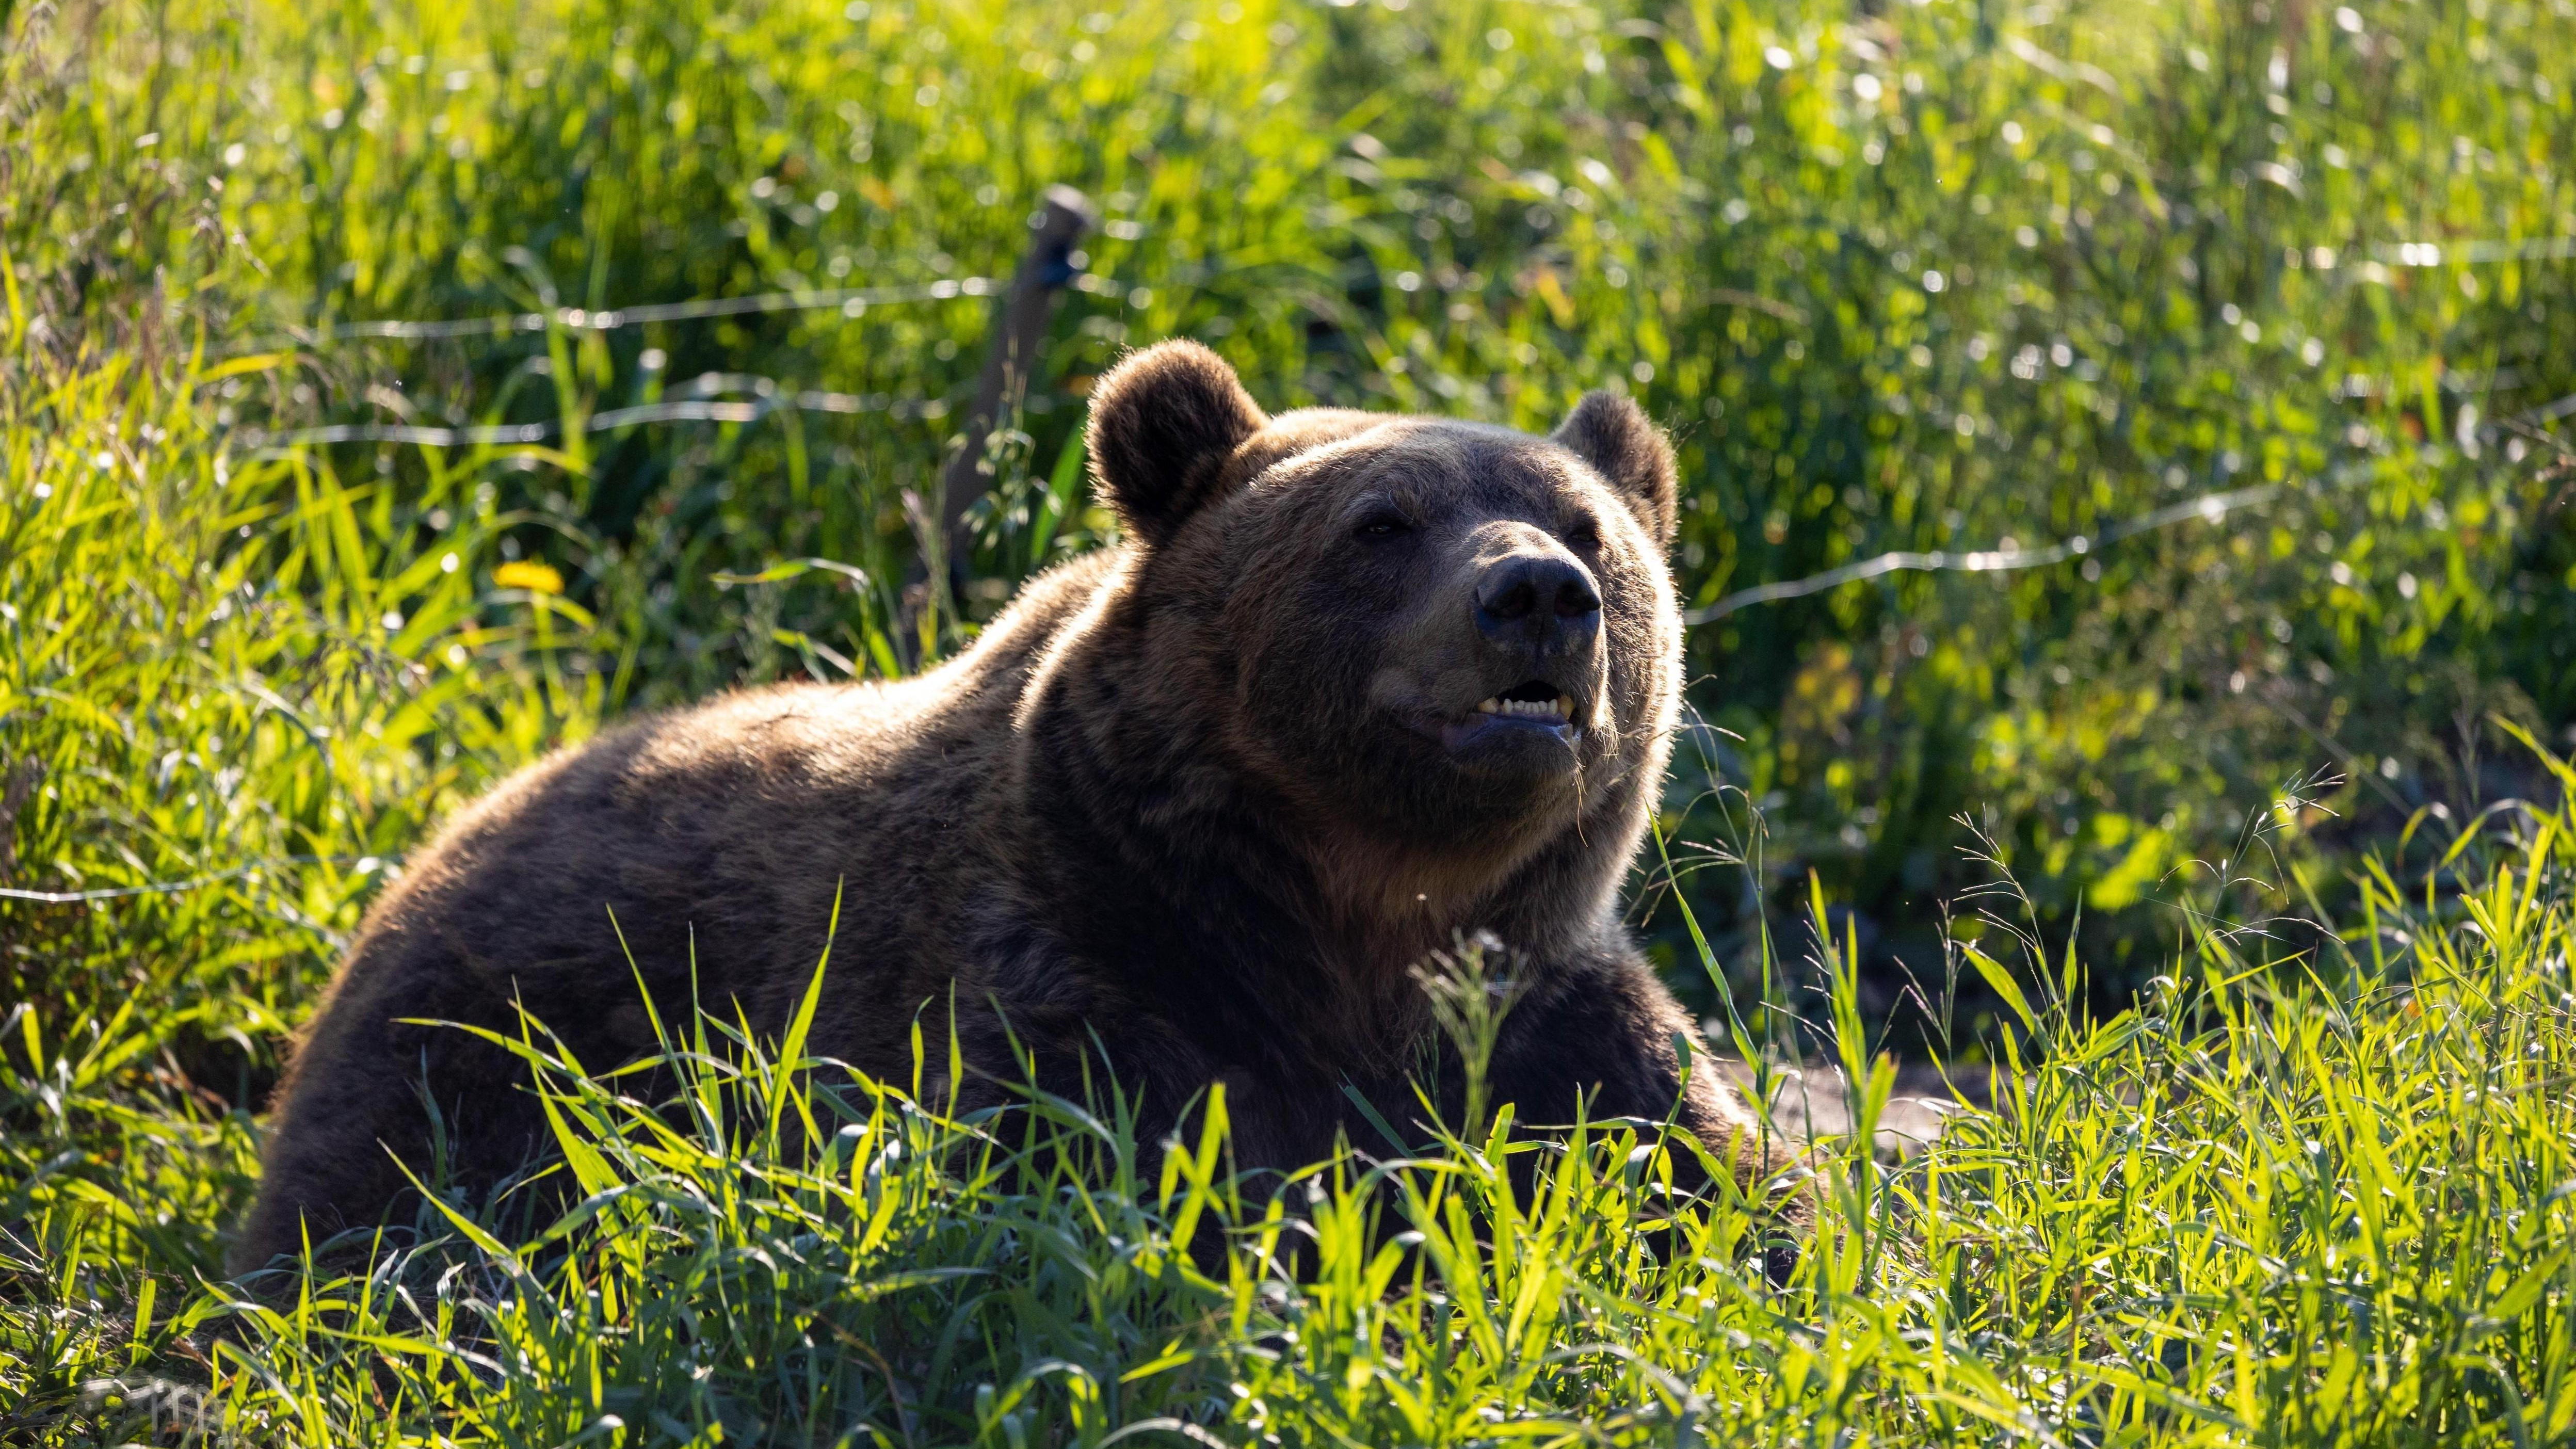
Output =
[{"x1": 232, "y1": 342, "x2": 1801, "y2": 1274}]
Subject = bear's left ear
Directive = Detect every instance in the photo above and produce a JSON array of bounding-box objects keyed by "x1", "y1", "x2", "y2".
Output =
[
  {"x1": 1086, "y1": 340, "x2": 1269, "y2": 549},
  {"x1": 1553, "y1": 390, "x2": 1677, "y2": 549}
]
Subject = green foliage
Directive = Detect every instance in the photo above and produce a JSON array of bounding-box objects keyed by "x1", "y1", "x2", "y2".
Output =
[
  {"x1": 11, "y1": 541, "x2": 2576, "y2": 1440},
  {"x1": 21, "y1": 0, "x2": 2569, "y2": 993},
  {"x1": 5, "y1": 0, "x2": 2576, "y2": 1440}
]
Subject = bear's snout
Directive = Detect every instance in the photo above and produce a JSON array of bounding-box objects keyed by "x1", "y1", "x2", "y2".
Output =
[
  {"x1": 1389, "y1": 523, "x2": 1612, "y2": 767},
  {"x1": 1472, "y1": 551, "x2": 1601, "y2": 650}
]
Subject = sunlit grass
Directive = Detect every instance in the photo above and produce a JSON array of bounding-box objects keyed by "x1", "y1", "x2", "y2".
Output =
[
  {"x1": 13, "y1": 663, "x2": 2575, "y2": 1441},
  {"x1": 4, "y1": 333, "x2": 2570, "y2": 1440},
  {"x1": 18, "y1": 0, "x2": 2568, "y2": 958},
  {"x1": 5, "y1": 0, "x2": 2575, "y2": 1440}
]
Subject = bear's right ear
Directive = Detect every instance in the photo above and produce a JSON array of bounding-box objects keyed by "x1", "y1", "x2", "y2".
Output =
[
  {"x1": 1553, "y1": 389, "x2": 1678, "y2": 549},
  {"x1": 1085, "y1": 340, "x2": 1268, "y2": 549}
]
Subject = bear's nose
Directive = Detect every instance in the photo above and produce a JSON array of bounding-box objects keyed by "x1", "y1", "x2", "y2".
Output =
[{"x1": 1474, "y1": 554, "x2": 1601, "y2": 646}]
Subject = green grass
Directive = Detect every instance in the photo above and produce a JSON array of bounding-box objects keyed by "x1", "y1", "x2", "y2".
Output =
[
  {"x1": 11, "y1": 607, "x2": 2576, "y2": 1446},
  {"x1": 17, "y1": 0, "x2": 2575, "y2": 983},
  {"x1": 5, "y1": 0, "x2": 2575, "y2": 1440},
  {"x1": 6, "y1": 338, "x2": 2574, "y2": 1446}
]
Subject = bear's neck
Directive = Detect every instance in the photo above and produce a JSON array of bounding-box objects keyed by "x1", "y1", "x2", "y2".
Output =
[{"x1": 1006, "y1": 593, "x2": 1627, "y2": 1065}]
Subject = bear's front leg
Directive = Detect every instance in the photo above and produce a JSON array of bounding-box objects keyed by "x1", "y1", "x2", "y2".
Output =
[{"x1": 1486, "y1": 950, "x2": 1811, "y2": 1223}]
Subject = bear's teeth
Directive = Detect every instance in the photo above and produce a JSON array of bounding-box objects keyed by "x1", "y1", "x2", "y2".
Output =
[{"x1": 1477, "y1": 696, "x2": 1577, "y2": 721}]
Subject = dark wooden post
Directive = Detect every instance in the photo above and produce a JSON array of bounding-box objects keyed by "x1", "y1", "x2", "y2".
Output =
[{"x1": 936, "y1": 185, "x2": 1099, "y2": 580}]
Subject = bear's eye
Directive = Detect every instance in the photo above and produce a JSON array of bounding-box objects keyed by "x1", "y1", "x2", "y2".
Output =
[
  {"x1": 1567, "y1": 520, "x2": 1603, "y2": 550},
  {"x1": 1354, "y1": 510, "x2": 1413, "y2": 539}
]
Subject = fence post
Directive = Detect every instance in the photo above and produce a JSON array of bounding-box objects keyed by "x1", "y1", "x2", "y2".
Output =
[{"x1": 936, "y1": 185, "x2": 1099, "y2": 582}]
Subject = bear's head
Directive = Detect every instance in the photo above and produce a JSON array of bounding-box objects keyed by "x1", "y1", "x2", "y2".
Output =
[{"x1": 1071, "y1": 340, "x2": 1683, "y2": 936}]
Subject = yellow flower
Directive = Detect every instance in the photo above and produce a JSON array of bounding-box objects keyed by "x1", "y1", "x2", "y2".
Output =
[{"x1": 493, "y1": 560, "x2": 565, "y2": 595}]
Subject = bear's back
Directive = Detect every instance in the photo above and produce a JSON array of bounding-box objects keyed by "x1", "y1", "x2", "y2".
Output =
[{"x1": 339, "y1": 551, "x2": 1122, "y2": 1038}]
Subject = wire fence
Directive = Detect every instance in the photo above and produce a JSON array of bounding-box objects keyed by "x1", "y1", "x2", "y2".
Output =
[
  {"x1": 231, "y1": 245, "x2": 2569, "y2": 623},
  {"x1": 1681, "y1": 368, "x2": 2574, "y2": 628},
  {"x1": 239, "y1": 378, "x2": 948, "y2": 451},
  {"x1": 0, "y1": 856, "x2": 386, "y2": 905},
  {"x1": 229, "y1": 265, "x2": 1150, "y2": 447},
  {"x1": 1682, "y1": 484, "x2": 2282, "y2": 625},
  {"x1": 246, "y1": 229, "x2": 2560, "y2": 350},
  {"x1": 262, "y1": 270, "x2": 1123, "y2": 346}
]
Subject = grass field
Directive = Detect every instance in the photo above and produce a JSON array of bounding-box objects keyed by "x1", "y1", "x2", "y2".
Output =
[{"x1": 5, "y1": 0, "x2": 2575, "y2": 1440}]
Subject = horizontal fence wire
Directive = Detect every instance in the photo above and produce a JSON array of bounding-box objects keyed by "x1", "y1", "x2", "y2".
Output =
[
  {"x1": 1681, "y1": 364, "x2": 2576, "y2": 625},
  {"x1": 1683, "y1": 484, "x2": 2282, "y2": 625},
  {"x1": 226, "y1": 268, "x2": 1158, "y2": 446},
  {"x1": 0, "y1": 856, "x2": 392, "y2": 905},
  {"x1": 249, "y1": 230, "x2": 2563, "y2": 350},
  {"x1": 238, "y1": 381, "x2": 946, "y2": 451},
  {"x1": 0, "y1": 866, "x2": 268, "y2": 904},
  {"x1": 2380, "y1": 237, "x2": 2576, "y2": 265},
  {"x1": 252, "y1": 269, "x2": 1142, "y2": 347}
]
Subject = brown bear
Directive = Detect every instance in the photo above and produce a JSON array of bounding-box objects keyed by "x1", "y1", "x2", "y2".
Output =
[{"x1": 231, "y1": 341, "x2": 1803, "y2": 1275}]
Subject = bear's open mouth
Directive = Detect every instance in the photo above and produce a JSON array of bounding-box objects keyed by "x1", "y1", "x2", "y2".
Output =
[
  {"x1": 1474, "y1": 679, "x2": 1576, "y2": 722},
  {"x1": 1411, "y1": 678, "x2": 1588, "y2": 764}
]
